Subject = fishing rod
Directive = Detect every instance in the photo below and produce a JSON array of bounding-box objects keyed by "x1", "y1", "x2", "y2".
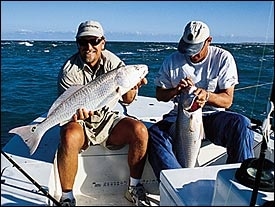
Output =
[
  {"x1": 249, "y1": 101, "x2": 274, "y2": 206},
  {"x1": 271, "y1": 76, "x2": 274, "y2": 129},
  {"x1": 1, "y1": 150, "x2": 61, "y2": 206}
]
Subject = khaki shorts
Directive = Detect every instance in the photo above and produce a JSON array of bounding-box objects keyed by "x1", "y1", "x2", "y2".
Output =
[{"x1": 77, "y1": 107, "x2": 126, "y2": 151}]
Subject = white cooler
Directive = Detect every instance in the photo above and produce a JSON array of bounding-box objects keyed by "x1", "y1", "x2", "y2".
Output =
[{"x1": 160, "y1": 163, "x2": 273, "y2": 206}]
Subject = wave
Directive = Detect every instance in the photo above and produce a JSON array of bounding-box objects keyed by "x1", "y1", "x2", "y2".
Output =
[{"x1": 18, "y1": 41, "x2": 33, "y2": 46}]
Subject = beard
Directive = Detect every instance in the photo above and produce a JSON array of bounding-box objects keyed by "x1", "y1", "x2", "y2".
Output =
[{"x1": 82, "y1": 50, "x2": 100, "y2": 67}]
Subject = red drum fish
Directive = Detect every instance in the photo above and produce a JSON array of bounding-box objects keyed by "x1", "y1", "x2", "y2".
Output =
[
  {"x1": 9, "y1": 64, "x2": 148, "y2": 155},
  {"x1": 171, "y1": 86, "x2": 204, "y2": 168}
]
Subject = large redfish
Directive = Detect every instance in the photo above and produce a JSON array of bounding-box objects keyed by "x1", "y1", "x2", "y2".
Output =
[
  {"x1": 171, "y1": 86, "x2": 204, "y2": 168},
  {"x1": 9, "y1": 64, "x2": 148, "y2": 155}
]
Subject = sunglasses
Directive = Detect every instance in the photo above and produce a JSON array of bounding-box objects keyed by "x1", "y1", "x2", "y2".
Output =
[{"x1": 77, "y1": 38, "x2": 103, "y2": 47}]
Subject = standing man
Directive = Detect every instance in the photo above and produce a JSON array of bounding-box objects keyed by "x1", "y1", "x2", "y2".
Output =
[
  {"x1": 148, "y1": 20, "x2": 255, "y2": 181},
  {"x1": 57, "y1": 20, "x2": 149, "y2": 206}
]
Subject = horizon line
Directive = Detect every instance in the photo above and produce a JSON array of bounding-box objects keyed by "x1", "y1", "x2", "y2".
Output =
[{"x1": 1, "y1": 39, "x2": 274, "y2": 44}]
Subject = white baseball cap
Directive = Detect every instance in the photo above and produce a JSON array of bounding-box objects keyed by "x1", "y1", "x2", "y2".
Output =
[
  {"x1": 178, "y1": 21, "x2": 210, "y2": 55},
  {"x1": 76, "y1": 20, "x2": 104, "y2": 38}
]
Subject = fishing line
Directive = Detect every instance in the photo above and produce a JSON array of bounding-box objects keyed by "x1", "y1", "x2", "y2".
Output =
[
  {"x1": 249, "y1": 1, "x2": 274, "y2": 120},
  {"x1": 224, "y1": 5, "x2": 274, "y2": 204},
  {"x1": 235, "y1": 82, "x2": 273, "y2": 91},
  {"x1": 224, "y1": 175, "x2": 235, "y2": 206},
  {"x1": 1, "y1": 150, "x2": 61, "y2": 206}
]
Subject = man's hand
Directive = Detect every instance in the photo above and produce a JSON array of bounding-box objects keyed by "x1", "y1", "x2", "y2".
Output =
[
  {"x1": 72, "y1": 108, "x2": 93, "y2": 122},
  {"x1": 175, "y1": 77, "x2": 194, "y2": 94},
  {"x1": 193, "y1": 88, "x2": 210, "y2": 108},
  {"x1": 133, "y1": 77, "x2": 148, "y2": 90}
]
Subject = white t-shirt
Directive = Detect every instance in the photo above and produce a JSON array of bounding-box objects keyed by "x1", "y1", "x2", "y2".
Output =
[{"x1": 155, "y1": 46, "x2": 239, "y2": 120}]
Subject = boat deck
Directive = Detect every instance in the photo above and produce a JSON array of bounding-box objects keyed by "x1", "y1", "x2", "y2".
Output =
[{"x1": 1, "y1": 96, "x2": 274, "y2": 206}]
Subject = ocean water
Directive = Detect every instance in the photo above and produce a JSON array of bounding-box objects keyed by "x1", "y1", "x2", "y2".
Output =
[{"x1": 1, "y1": 41, "x2": 274, "y2": 148}]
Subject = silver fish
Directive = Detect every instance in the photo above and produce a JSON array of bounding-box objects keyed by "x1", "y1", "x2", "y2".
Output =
[
  {"x1": 9, "y1": 64, "x2": 148, "y2": 155},
  {"x1": 171, "y1": 86, "x2": 204, "y2": 168}
]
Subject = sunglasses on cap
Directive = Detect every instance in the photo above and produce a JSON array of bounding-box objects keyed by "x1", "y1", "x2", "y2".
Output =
[{"x1": 77, "y1": 37, "x2": 103, "y2": 47}]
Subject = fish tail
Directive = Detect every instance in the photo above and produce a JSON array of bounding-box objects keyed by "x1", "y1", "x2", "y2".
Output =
[{"x1": 9, "y1": 124, "x2": 44, "y2": 155}]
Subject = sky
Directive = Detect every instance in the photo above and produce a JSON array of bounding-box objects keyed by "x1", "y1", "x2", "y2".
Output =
[{"x1": 1, "y1": 1, "x2": 274, "y2": 43}]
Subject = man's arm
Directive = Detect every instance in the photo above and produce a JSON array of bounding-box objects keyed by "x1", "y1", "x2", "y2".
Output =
[
  {"x1": 156, "y1": 87, "x2": 179, "y2": 102},
  {"x1": 156, "y1": 81, "x2": 235, "y2": 109},
  {"x1": 200, "y1": 86, "x2": 234, "y2": 109}
]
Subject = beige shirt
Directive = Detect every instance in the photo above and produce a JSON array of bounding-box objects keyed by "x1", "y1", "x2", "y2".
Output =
[
  {"x1": 57, "y1": 49, "x2": 126, "y2": 145},
  {"x1": 58, "y1": 49, "x2": 125, "y2": 95}
]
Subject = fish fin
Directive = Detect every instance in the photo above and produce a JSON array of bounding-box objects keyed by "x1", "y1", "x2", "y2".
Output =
[
  {"x1": 48, "y1": 85, "x2": 83, "y2": 116},
  {"x1": 59, "y1": 119, "x2": 71, "y2": 126},
  {"x1": 9, "y1": 124, "x2": 44, "y2": 155},
  {"x1": 189, "y1": 114, "x2": 196, "y2": 132},
  {"x1": 200, "y1": 122, "x2": 205, "y2": 140},
  {"x1": 116, "y1": 86, "x2": 122, "y2": 96},
  {"x1": 106, "y1": 97, "x2": 119, "y2": 110},
  {"x1": 98, "y1": 87, "x2": 120, "y2": 111}
]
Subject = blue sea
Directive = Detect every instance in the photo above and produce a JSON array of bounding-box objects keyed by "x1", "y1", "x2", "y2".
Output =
[{"x1": 1, "y1": 41, "x2": 274, "y2": 148}]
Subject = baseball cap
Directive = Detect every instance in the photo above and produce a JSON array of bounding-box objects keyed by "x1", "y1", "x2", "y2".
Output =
[
  {"x1": 178, "y1": 21, "x2": 210, "y2": 56},
  {"x1": 76, "y1": 20, "x2": 104, "y2": 38}
]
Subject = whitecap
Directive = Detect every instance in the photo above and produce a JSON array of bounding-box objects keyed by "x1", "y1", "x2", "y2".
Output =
[{"x1": 18, "y1": 41, "x2": 33, "y2": 47}]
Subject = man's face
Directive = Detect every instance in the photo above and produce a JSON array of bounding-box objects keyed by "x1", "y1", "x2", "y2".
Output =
[
  {"x1": 77, "y1": 36, "x2": 105, "y2": 67},
  {"x1": 189, "y1": 37, "x2": 211, "y2": 63}
]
